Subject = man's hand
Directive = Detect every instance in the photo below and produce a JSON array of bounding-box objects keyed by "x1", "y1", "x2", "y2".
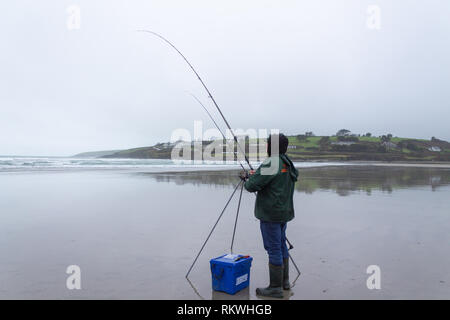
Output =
[{"x1": 249, "y1": 170, "x2": 255, "y2": 176}]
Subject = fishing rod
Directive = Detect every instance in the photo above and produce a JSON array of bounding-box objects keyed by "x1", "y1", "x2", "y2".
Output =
[
  {"x1": 190, "y1": 93, "x2": 226, "y2": 143},
  {"x1": 230, "y1": 181, "x2": 244, "y2": 254},
  {"x1": 140, "y1": 30, "x2": 301, "y2": 279},
  {"x1": 190, "y1": 93, "x2": 247, "y2": 172},
  {"x1": 137, "y1": 30, "x2": 254, "y2": 171},
  {"x1": 185, "y1": 180, "x2": 244, "y2": 278}
]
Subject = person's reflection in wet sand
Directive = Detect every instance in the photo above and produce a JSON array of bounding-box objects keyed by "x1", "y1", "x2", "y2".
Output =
[{"x1": 212, "y1": 287, "x2": 250, "y2": 300}]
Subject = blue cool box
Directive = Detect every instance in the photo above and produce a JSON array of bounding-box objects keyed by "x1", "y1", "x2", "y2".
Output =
[{"x1": 210, "y1": 254, "x2": 253, "y2": 295}]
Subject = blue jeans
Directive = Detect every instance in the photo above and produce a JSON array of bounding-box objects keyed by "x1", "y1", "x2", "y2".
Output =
[{"x1": 260, "y1": 221, "x2": 289, "y2": 266}]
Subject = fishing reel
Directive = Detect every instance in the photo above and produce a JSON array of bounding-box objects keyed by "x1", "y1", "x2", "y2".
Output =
[{"x1": 239, "y1": 170, "x2": 249, "y2": 181}]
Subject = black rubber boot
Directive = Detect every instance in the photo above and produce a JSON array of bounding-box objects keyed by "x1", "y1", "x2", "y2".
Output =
[
  {"x1": 283, "y1": 258, "x2": 290, "y2": 290},
  {"x1": 256, "y1": 263, "x2": 283, "y2": 298}
]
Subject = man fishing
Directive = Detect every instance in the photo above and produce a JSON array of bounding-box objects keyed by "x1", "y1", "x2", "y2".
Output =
[
  {"x1": 240, "y1": 133, "x2": 298, "y2": 298},
  {"x1": 143, "y1": 32, "x2": 303, "y2": 294}
]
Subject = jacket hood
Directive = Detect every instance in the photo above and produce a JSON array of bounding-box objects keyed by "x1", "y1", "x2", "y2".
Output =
[{"x1": 280, "y1": 154, "x2": 298, "y2": 182}]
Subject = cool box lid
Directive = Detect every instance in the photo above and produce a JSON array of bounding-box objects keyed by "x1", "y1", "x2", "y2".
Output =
[{"x1": 210, "y1": 254, "x2": 253, "y2": 267}]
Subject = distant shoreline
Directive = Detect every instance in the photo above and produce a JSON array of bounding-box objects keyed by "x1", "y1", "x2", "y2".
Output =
[
  {"x1": 91, "y1": 134, "x2": 450, "y2": 162},
  {"x1": 2, "y1": 157, "x2": 450, "y2": 174}
]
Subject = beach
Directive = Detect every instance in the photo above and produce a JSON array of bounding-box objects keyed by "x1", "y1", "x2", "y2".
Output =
[{"x1": 0, "y1": 161, "x2": 449, "y2": 299}]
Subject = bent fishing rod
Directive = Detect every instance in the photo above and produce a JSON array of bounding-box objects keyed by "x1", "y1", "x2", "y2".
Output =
[
  {"x1": 190, "y1": 93, "x2": 247, "y2": 172},
  {"x1": 139, "y1": 30, "x2": 300, "y2": 279},
  {"x1": 137, "y1": 30, "x2": 253, "y2": 171}
]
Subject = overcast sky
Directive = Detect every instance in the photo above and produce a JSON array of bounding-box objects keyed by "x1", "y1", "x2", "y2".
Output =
[{"x1": 1, "y1": 0, "x2": 449, "y2": 156}]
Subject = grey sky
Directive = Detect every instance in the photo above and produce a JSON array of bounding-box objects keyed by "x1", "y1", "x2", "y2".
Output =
[{"x1": 1, "y1": 0, "x2": 449, "y2": 156}]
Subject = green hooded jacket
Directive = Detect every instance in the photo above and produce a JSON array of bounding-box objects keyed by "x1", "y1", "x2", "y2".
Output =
[{"x1": 244, "y1": 154, "x2": 299, "y2": 222}]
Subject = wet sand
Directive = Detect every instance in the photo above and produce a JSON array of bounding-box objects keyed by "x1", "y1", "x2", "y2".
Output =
[{"x1": 0, "y1": 165, "x2": 449, "y2": 299}]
